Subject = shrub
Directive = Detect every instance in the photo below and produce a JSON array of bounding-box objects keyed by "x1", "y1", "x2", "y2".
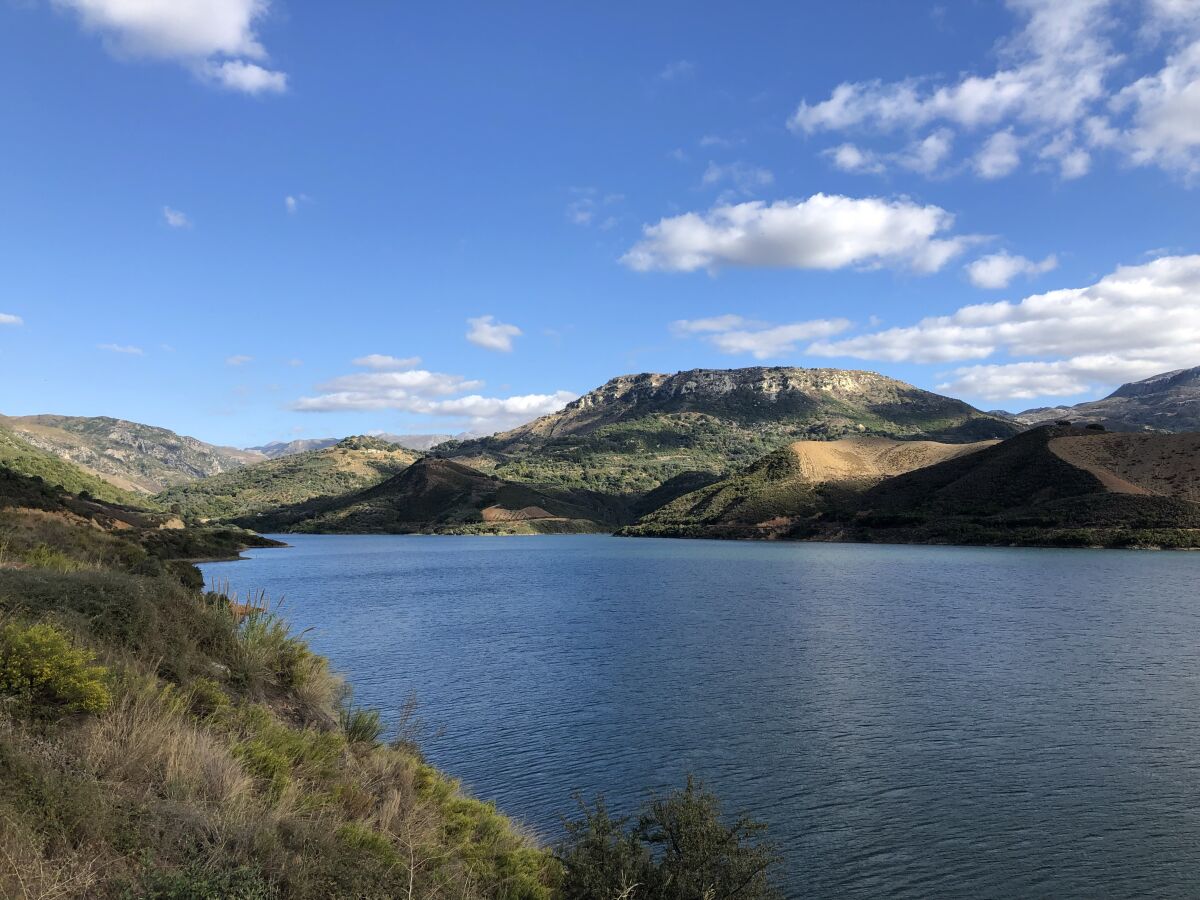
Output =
[
  {"x1": 133, "y1": 860, "x2": 279, "y2": 900},
  {"x1": 557, "y1": 776, "x2": 782, "y2": 900},
  {"x1": 21, "y1": 544, "x2": 83, "y2": 572},
  {"x1": 0, "y1": 621, "x2": 111, "y2": 718},
  {"x1": 339, "y1": 705, "x2": 385, "y2": 747}
]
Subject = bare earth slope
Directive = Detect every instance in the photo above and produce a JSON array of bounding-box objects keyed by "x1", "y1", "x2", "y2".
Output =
[{"x1": 626, "y1": 436, "x2": 996, "y2": 538}]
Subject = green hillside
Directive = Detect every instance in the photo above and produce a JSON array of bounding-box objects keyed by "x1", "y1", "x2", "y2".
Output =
[
  {"x1": 245, "y1": 457, "x2": 629, "y2": 535},
  {"x1": 156, "y1": 436, "x2": 420, "y2": 521},
  {"x1": 443, "y1": 367, "x2": 1018, "y2": 495},
  {"x1": 0, "y1": 425, "x2": 144, "y2": 506}
]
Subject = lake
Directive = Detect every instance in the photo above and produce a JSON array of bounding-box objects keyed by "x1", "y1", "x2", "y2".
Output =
[{"x1": 202, "y1": 535, "x2": 1200, "y2": 898}]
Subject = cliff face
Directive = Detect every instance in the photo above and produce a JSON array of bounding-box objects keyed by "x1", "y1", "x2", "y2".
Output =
[{"x1": 0, "y1": 414, "x2": 264, "y2": 493}]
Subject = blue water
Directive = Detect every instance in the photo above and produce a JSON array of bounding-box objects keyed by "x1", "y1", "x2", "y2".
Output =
[{"x1": 202, "y1": 535, "x2": 1200, "y2": 898}]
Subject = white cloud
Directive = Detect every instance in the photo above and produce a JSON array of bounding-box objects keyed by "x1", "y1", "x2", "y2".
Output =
[
  {"x1": 52, "y1": 0, "x2": 286, "y2": 95},
  {"x1": 163, "y1": 206, "x2": 190, "y2": 228},
  {"x1": 700, "y1": 161, "x2": 774, "y2": 195},
  {"x1": 658, "y1": 60, "x2": 696, "y2": 81},
  {"x1": 965, "y1": 251, "x2": 1059, "y2": 288},
  {"x1": 672, "y1": 315, "x2": 853, "y2": 359},
  {"x1": 352, "y1": 354, "x2": 423, "y2": 371},
  {"x1": 292, "y1": 359, "x2": 575, "y2": 434},
  {"x1": 622, "y1": 193, "x2": 974, "y2": 274},
  {"x1": 98, "y1": 343, "x2": 143, "y2": 355},
  {"x1": 825, "y1": 143, "x2": 885, "y2": 174},
  {"x1": 421, "y1": 391, "x2": 578, "y2": 433},
  {"x1": 294, "y1": 369, "x2": 485, "y2": 412},
  {"x1": 788, "y1": 0, "x2": 1200, "y2": 180},
  {"x1": 808, "y1": 254, "x2": 1200, "y2": 399},
  {"x1": 226, "y1": 354, "x2": 253, "y2": 366},
  {"x1": 974, "y1": 131, "x2": 1022, "y2": 178},
  {"x1": 0, "y1": 313, "x2": 22, "y2": 326},
  {"x1": 566, "y1": 188, "x2": 622, "y2": 227},
  {"x1": 899, "y1": 129, "x2": 955, "y2": 174},
  {"x1": 466, "y1": 315, "x2": 522, "y2": 352}
]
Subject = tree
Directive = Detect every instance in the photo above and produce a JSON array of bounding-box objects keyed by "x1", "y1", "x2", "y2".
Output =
[{"x1": 557, "y1": 776, "x2": 783, "y2": 900}]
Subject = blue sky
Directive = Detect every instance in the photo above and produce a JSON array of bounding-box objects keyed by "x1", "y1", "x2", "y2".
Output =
[{"x1": 2, "y1": 0, "x2": 1199, "y2": 447}]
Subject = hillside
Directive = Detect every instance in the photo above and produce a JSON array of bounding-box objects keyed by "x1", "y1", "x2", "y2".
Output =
[
  {"x1": 0, "y1": 464, "x2": 558, "y2": 897},
  {"x1": 156, "y1": 436, "x2": 420, "y2": 521},
  {"x1": 249, "y1": 434, "x2": 454, "y2": 458},
  {"x1": 246, "y1": 456, "x2": 628, "y2": 534},
  {"x1": 626, "y1": 437, "x2": 996, "y2": 538},
  {"x1": 441, "y1": 367, "x2": 1018, "y2": 495},
  {"x1": 823, "y1": 425, "x2": 1200, "y2": 548},
  {"x1": 1017, "y1": 365, "x2": 1200, "y2": 432},
  {"x1": 0, "y1": 424, "x2": 145, "y2": 506},
  {"x1": 0, "y1": 414, "x2": 263, "y2": 493}
]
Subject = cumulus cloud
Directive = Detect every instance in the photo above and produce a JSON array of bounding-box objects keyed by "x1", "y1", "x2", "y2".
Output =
[
  {"x1": 808, "y1": 254, "x2": 1200, "y2": 399},
  {"x1": 420, "y1": 391, "x2": 579, "y2": 433},
  {"x1": 825, "y1": 143, "x2": 885, "y2": 174},
  {"x1": 52, "y1": 0, "x2": 287, "y2": 94},
  {"x1": 98, "y1": 343, "x2": 143, "y2": 355},
  {"x1": 162, "y1": 206, "x2": 190, "y2": 228},
  {"x1": 292, "y1": 356, "x2": 575, "y2": 434},
  {"x1": 622, "y1": 193, "x2": 975, "y2": 274},
  {"x1": 352, "y1": 354, "x2": 423, "y2": 371},
  {"x1": 466, "y1": 315, "x2": 522, "y2": 352},
  {"x1": 974, "y1": 131, "x2": 1022, "y2": 178},
  {"x1": 0, "y1": 313, "x2": 22, "y2": 326},
  {"x1": 672, "y1": 315, "x2": 853, "y2": 359},
  {"x1": 284, "y1": 193, "x2": 311, "y2": 214},
  {"x1": 226, "y1": 354, "x2": 253, "y2": 366},
  {"x1": 294, "y1": 369, "x2": 485, "y2": 412},
  {"x1": 788, "y1": 0, "x2": 1200, "y2": 180},
  {"x1": 965, "y1": 251, "x2": 1059, "y2": 288}
]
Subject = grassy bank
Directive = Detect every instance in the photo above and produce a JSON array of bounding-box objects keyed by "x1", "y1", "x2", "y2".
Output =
[
  {"x1": 0, "y1": 483, "x2": 558, "y2": 898},
  {"x1": 0, "y1": 467, "x2": 785, "y2": 898}
]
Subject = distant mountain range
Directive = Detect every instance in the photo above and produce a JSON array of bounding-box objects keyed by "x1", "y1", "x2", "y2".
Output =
[
  {"x1": 4, "y1": 363, "x2": 1199, "y2": 546},
  {"x1": 248, "y1": 433, "x2": 453, "y2": 458},
  {"x1": 1017, "y1": 366, "x2": 1200, "y2": 432}
]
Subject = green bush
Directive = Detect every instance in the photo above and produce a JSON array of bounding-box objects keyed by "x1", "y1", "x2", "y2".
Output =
[
  {"x1": 557, "y1": 776, "x2": 782, "y2": 900},
  {"x1": 21, "y1": 544, "x2": 83, "y2": 572},
  {"x1": 0, "y1": 621, "x2": 111, "y2": 717},
  {"x1": 132, "y1": 860, "x2": 279, "y2": 900},
  {"x1": 339, "y1": 705, "x2": 385, "y2": 747}
]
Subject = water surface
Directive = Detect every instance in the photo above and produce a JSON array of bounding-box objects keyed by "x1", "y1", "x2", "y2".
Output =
[{"x1": 203, "y1": 535, "x2": 1200, "y2": 898}]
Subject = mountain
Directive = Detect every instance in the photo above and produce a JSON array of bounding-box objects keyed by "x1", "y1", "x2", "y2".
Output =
[
  {"x1": 0, "y1": 423, "x2": 145, "y2": 507},
  {"x1": 440, "y1": 367, "x2": 1019, "y2": 495},
  {"x1": 247, "y1": 437, "x2": 340, "y2": 458},
  {"x1": 155, "y1": 435, "x2": 420, "y2": 521},
  {"x1": 624, "y1": 436, "x2": 997, "y2": 538},
  {"x1": 242, "y1": 456, "x2": 628, "y2": 534},
  {"x1": 821, "y1": 425, "x2": 1200, "y2": 548},
  {"x1": 374, "y1": 432, "x2": 456, "y2": 451},
  {"x1": 249, "y1": 433, "x2": 454, "y2": 458},
  {"x1": 1017, "y1": 366, "x2": 1200, "y2": 432},
  {"x1": 0, "y1": 414, "x2": 263, "y2": 493}
]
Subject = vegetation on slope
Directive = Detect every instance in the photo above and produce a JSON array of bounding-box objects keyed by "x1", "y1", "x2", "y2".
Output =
[
  {"x1": 242, "y1": 457, "x2": 629, "y2": 535},
  {"x1": 0, "y1": 414, "x2": 262, "y2": 494},
  {"x1": 0, "y1": 425, "x2": 145, "y2": 507},
  {"x1": 0, "y1": 466, "x2": 786, "y2": 897},
  {"x1": 443, "y1": 368, "x2": 1018, "y2": 495},
  {"x1": 156, "y1": 436, "x2": 420, "y2": 522}
]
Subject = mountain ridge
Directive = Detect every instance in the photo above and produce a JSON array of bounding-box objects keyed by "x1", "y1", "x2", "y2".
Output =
[{"x1": 1017, "y1": 365, "x2": 1200, "y2": 432}]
